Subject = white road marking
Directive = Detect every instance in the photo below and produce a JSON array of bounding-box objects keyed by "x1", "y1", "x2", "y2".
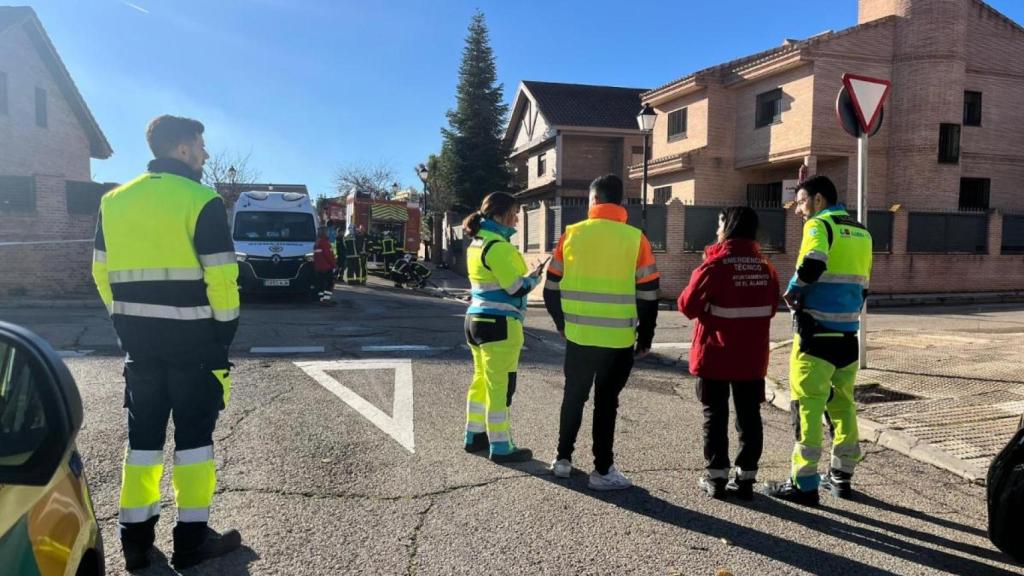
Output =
[
  {"x1": 361, "y1": 345, "x2": 444, "y2": 352},
  {"x1": 295, "y1": 359, "x2": 415, "y2": 453},
  {"x1": 57, "y1": 349, "x2": 94, "y2": 358},
  {"x1": 650, "y1": 342, "x2": 692, "y2": 350},
  {"x1": 250, "y1": 346, "x2": 325, "y2": 354}
]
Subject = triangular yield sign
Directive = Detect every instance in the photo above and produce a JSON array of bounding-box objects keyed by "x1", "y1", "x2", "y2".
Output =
[
  {"x1": 843, "y1": 73, "x2": 892, "y2": 134},
  {"x1": 295, "y1": 359, "x2": 416, "y2": 453}
]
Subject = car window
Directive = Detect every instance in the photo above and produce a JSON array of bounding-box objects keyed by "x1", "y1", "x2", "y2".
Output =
[{"x1": 0, "y1": 341, "x2": 47, "y2": 466}]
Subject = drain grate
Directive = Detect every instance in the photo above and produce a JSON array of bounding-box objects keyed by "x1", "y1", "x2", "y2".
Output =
[{"x1": 854, "y1": 383, "x2": 921, "y2": 404}]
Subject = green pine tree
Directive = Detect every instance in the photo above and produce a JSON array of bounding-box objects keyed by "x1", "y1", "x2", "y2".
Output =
[{"x1": 441, "y1": 11, "x2": 511, "y2": 212}]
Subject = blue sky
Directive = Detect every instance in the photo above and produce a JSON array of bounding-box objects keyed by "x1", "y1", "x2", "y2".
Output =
[{"x1": 28, "y1": 0, "x2": 1024, "y2": 198}]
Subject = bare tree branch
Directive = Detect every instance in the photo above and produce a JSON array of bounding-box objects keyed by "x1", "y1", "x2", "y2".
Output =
[
  {"x1": 334, "y1": 162, "x2": 399, "y2": 200},
  {"x1": 203, "y1": 149, "x2": 261, "y2": 189}
]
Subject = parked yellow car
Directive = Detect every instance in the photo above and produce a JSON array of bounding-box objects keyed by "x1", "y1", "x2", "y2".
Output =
[{"x1": 0, "y1": 321, "x2": 104, "y2": 575}]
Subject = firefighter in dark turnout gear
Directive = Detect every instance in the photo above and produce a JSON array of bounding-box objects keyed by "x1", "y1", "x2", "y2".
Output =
[
  {"x1": 343, "y1": 225, "x2": 368, "y2": 285},
  {"x1": 92, "y1": 116, "x2": 242, "y2": 571}
]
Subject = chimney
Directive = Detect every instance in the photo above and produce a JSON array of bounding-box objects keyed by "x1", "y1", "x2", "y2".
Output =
[{"x1": 858, "y1": 0, "x2": 911, "y2": 24}]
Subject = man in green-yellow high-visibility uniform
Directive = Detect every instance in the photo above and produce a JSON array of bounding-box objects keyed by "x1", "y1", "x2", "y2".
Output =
[
  {"x1": 92, "y1": 115, "x2": 242, "y2": 570},
  {"x1": 767, "y1": 175, "x2": 872, "y2": 506}
]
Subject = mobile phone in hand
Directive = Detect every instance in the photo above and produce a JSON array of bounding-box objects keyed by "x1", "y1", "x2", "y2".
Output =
[{"x1": 531, "y1": 256, "x2": 551, "y2": 277}]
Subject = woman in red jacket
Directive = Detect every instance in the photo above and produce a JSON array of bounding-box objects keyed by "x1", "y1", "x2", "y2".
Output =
[
  {"x1": 314, "y1": 227, "x2": 338, "y2": 306},
  {"x1": 679, "y1": 207, "x2": 780, "y2": 500}
]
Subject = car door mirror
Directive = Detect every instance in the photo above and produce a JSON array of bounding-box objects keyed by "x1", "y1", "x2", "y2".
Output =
[{"x1": 0, "y1": 322, "x2": 83, "y2": 486}]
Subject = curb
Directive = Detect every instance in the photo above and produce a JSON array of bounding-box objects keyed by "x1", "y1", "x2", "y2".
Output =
[
  {"x1": 0, "y1": 298, "x2": 103, "y2": 309},
  {"x1": 763, "y1": 365, "x2": 987, "y2": 485}
]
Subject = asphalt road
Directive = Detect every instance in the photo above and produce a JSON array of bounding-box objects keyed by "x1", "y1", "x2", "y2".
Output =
[{"x1": 3, "y1": 287, "x2": 1022, "y2": 575}]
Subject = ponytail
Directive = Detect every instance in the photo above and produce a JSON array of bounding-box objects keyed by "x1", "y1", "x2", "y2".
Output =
[{"x1": 462, "y1": 211, "x2": 485, "y2": 236}]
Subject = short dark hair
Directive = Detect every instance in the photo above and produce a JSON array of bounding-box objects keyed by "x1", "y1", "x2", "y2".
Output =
[
  {"x1": 799, "y1": 175, "x2": 838, "y2": 206},
  {"x1": 590, "y1": 174, "x2": 623, "y2": 205},
  {"x1": 719, "y1": 206, "x2": 759, "y2": 241},
  {"x1": 146, "y1": 115, "x2": 204, "y2": 158}
]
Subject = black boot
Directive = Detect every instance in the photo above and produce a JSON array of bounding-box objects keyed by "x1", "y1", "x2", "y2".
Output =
[
  {"x1": 121, "y1": 541, "x2": 152, "y2": 572},
  {"x1": 726, "y1": 478, "x2": 756, "y2": 501},
  {"x1": 821, "y1": 469, "x2": 853, "y2": 499},
  {"x1": 764, "y1": 479, "x2": 820, "y2": 506},
  {"x1": 171, "y1": 526, "x2": 242, "y2": 569},
  {"x1": 120, "y1": 517, "x2": 157, "y2": 572},
  {"x1": 490, "y1": 448, "x2": 533, "y2": 463},
  {"x1": 698, "y1": 474, "x2": 728, "y2": 500},
  {"x1": 463, "y1": 432, "x2": 489, "y2": 453}
]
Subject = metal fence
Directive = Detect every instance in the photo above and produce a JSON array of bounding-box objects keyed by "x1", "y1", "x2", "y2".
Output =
[
  {"x1": 867, "y1": 210, "x2": 894, "y2": 253},
  {"x1": 525, "y1": 208, "x2": 542, "y2": 252},
  {"x1": 626, "y1": 205, "x2": 668, "y2": 252},
  {"x1": 547, "y1": 205, "x2": 587, "y2": 250},
  {"x1": 1003, "y1": 214, "x2": 1024, "y2": 254},
  {"x1": 907, "y1": 212, "x2": 988, "y2": 253},
  {"x1": 683, "y1": 206, "x2": 786, "y2": 253}
]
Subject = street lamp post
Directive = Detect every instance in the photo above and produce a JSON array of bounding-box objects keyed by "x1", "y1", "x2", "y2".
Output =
[
  {"x1": 415, "y1": 163, "x2": 438, "y2": 263},
  {"x1": 227, "y1": 165, "x2": 238, "y2": 208},
  {"x1": 636, "y1": 104, "x2": 657, "y2": 232}
]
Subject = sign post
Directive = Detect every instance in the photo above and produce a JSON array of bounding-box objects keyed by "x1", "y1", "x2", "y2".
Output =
[{"x1": 835, "y1": 73, "x2": 891, "y2": 369}]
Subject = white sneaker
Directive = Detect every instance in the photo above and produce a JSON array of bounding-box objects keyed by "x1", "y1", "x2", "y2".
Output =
[
  {"x1": 588, "y1": 465, "x2": 633, "y2": 491},
  {"x1": 551, "y1": 458, "x2": 571, "y2": 478}
]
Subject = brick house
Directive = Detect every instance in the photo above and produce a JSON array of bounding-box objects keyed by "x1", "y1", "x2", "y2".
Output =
[
  {"x1": 0, "y1": 6, "x2": 113, "y2": 297},
  {"x1": 626, "y1": 0, "x2": 1024, "y2": 298},
  {"x1": 503, "y1": 81, "x2": 660, "y2": 258}
]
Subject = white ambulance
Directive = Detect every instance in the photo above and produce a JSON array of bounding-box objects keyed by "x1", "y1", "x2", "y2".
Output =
[{"x1": 231, "y1": 191, "x2": 319, "y2": 298}]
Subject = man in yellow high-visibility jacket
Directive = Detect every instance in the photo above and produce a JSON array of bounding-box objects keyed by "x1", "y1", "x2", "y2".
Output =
[
  {"x1": 93, "y1": 115, "x2": 242, "y2": 570},
  {"x1": 544, "y1": 174, "x2": 660, "y2": 491}
]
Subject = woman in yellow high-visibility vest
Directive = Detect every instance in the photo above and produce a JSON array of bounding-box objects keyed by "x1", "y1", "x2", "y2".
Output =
[{"x1": 462, "y1": 192, "x2": 543, "y2": 463}]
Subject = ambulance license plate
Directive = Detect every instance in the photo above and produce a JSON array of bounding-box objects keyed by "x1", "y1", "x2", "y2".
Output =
[{"x1": 264, "y1": 279, "x2": 290, "y2": 287}]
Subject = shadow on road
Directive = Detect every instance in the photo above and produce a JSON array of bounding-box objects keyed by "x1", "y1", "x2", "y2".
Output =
[
  {"x1": 132, "y1": 544, "x2": 259, "y2": 575},
  {"x1": 493, "y1": 458, "x2": 1014, "y2": 575}
]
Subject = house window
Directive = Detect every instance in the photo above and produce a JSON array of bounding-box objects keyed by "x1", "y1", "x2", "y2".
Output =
[
  {"x1": 0, "y1": 175, "x2": 36, "y2": 213},
  {"x1": 0, "y1": 71, "x2": 7, "y2": 115},
  {"x1": 667, "y1": 108, "x2": 687, "y2": 140},
  {"x1": 537, "y1": 153, "x2": 546, "y2": 177},
  {"x1": 959, "y1": 178, "x2": 990, "y2": 212},
  {"x1": 631, "y1": 146, "x2": 645, "y2": 166},
  {"x1": 653, "y1": 186, "x2": 671, "y2": 205},
  {"x1": 938, "y1": 123, "x2": 960, "y2": 164},
  {"x1": 755, "y1": 88, "x2": 783, "y2": 128},
  {"x1": 963, "y1": 91, "x2": 982, "y2": 127},
  {"x1": 746, "y1": 182, "x2": 783, "y2": 208},
  {"x1": 35, "y1": 87, "x2": 47, "y2": 128}
]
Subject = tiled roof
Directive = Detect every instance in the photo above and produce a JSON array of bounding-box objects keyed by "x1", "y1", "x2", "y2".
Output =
[
  {"x1": 522, "y1": 81, "x2": 648, "y2": 130},
  {"x1": 0, "y1": 6, "x2": 112, "y2": 159},
  {"x1": 643, "y1": 15, "x2": 901, "y2": 100}
]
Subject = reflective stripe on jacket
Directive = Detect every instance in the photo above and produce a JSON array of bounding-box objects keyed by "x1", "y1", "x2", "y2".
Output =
[
  {"x1": 466, "y1": 221, "x2": 536, "y2": 321},
  {"x1": 787, "y1": 206, "x2": 873, "y2": 333},
  {"x1": 679, "y1": 239, "x2": 780, "y2": 381}
]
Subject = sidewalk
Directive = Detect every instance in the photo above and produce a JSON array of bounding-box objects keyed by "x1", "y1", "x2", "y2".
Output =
[{"x1": 765, "y1": 330, "x2": 1024, "y2": 483}]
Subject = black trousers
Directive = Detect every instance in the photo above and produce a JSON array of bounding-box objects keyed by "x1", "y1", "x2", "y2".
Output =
[
  {"x1": 316, "y1": 270, "x2": 334, "y2": 295},
  {"x1": 121, "y1": 358, "x2": 223, "y2": 545},
  {"x1": 695, "y1": 378, "x2": 764, "y2": 476},
  {"x1": 557, "y1": 342, "x2": 634, "y2": 474}
]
